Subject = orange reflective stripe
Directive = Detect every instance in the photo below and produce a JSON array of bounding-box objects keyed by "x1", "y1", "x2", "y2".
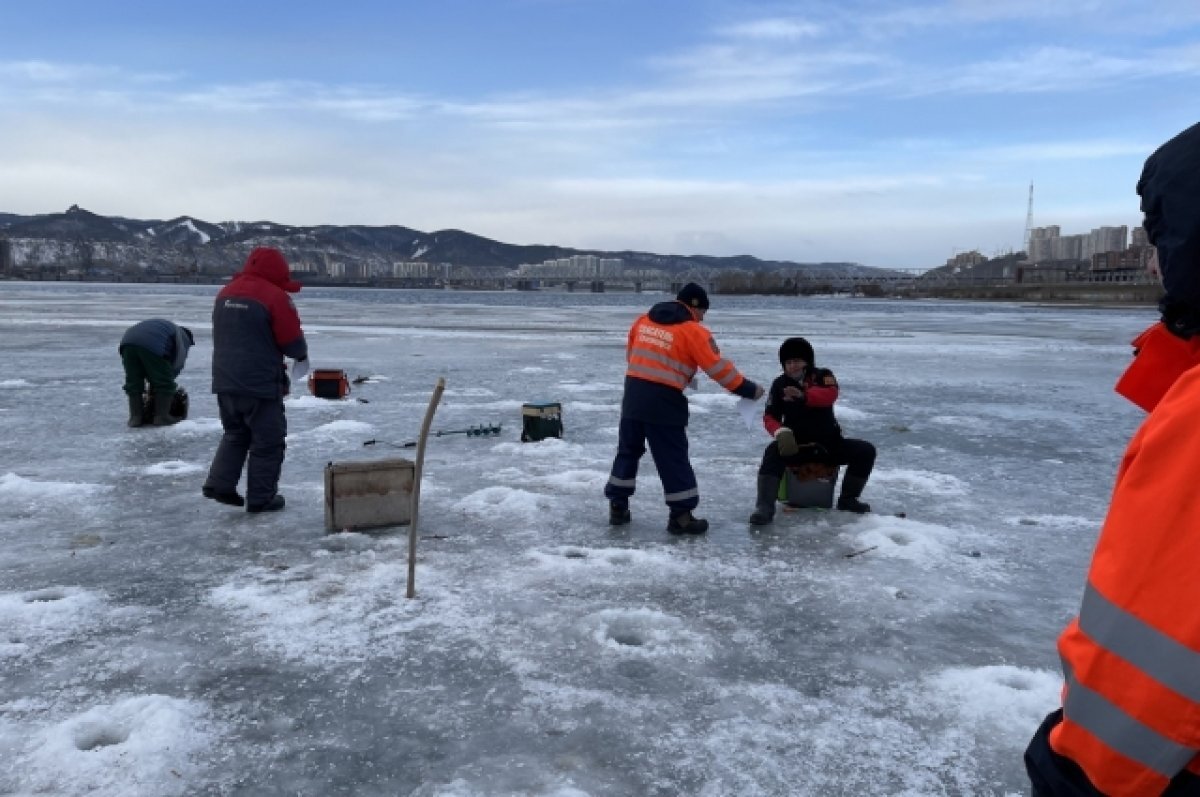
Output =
[
  {"x1": 1055, "y1": 615, "x2": 1200, "y2": 794},
  {"x1": 1051, "y1": 713, "x2": 1171, "y2": 796},
  {"x1": 703, "y1": 357, "x2": 740, "y2": 389},
  {"x1": 629, "y1": 344, "x2": 696, "y2": 379},
  {"x1": 627, "y1": 361, "x2": 689, "y2": 389},
  {"x1": 1061, "y1": 661, "x2": 1194, "y2": 779},
  {"x1": 1078, "y1": 583, "x2": 1200, "y2": 703}
]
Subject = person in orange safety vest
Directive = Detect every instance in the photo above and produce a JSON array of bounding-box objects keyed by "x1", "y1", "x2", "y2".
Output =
[
  {"x1": 1025, "y1": 121, "x2": 1200, "y2": 796},
  {"x1": 604, "y1": 283, "x2": 764, "y2": 535}
]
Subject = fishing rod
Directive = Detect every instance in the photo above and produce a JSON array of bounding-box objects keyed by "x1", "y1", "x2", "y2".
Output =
[{"x1": 363, "y1": 423, "x2": 502, "y2": 448}]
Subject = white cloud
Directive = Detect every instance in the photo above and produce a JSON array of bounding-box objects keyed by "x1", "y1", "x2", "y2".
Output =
[{"x1": 720, "y1": 18, "x2": 824, "y2": 40}]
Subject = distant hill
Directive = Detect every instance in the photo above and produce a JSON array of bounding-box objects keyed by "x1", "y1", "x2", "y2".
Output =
[{"x1": 0, "y1": 205, "x2": 873, "y2": 279}]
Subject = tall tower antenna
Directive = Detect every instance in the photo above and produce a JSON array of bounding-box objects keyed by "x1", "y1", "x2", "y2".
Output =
[{"x1": 1023, "y1": 181, "x2": 1034, "y2": 255}]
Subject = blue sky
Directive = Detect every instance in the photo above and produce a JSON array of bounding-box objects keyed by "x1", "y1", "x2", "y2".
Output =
[{"x1": 2, "y1": 0, "x2": 1197, "y2": 269}]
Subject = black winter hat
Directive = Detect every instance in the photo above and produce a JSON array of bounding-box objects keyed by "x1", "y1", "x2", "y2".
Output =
[
  {"x1": 676, "y1": 282, "x2": 710, "y2": 310},
  {"x1": 779, "y1": 337, "x2": 814, "y2": 366},
  {"x1": 181, "y1": 326, "x2": 195, "y2": 346},
  {"x1": 1137, "y1": 121, "x2": 1200, "y2": 338}
]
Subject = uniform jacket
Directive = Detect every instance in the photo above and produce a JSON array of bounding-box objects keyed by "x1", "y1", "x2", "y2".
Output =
[
  {"x1": 211, "y1": 257, "x2": 308, "y2": 399},
  {"x1": 1028, "y1": 333, "x2": 1200, "y2": 796},
  {"x1": 762, "y1": 367, "x2": 842, "y2": 446},
  {"x1": 118, "y1": 319, "x2": 193, "y2": 376},
  {"x1": 620, "y1": 299, "x2": 758, "y2": 426}
]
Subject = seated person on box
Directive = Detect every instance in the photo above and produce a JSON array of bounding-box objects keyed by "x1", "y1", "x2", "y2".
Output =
[{"x1": 748, "y1": 337, "x2": 876, "y2": 524}]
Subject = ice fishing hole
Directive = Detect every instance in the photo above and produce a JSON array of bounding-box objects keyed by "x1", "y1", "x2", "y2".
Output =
[
  {"x1": 609, "y1": 631, "x2": 645, "y2": 647},
  {"x1": 74, "y1": 722, "x2": 130, "y2": 751},
  {"x1": 23, "y1": 588, "x2": 67, "y2": 603}
]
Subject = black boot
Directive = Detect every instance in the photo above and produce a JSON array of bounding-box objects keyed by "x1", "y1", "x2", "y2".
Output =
[
  {"x1": 836, "y1": 475, "x2": 871, "y2": 514},
  {"x1": 748, "y1": 475, "x2": 780, "y2": 525},
  {"x1": 203, "y1": 485, "x2": 245, "y2": 507},
  {"x1": 151, "y1": 391, "x2": 180, "y2": 426},
  {"x1": 126, "y1": 394, "x2": 145, "y2": 428},
  {"x1": 667, "y1": 510, "x2": 708, "y2": 535},
  {"x1": 609, "y1": 501, "x2": 631, "y2": 526},
  {"x1": 247, "y1": 494, "x2": 286, "y2": 513}
]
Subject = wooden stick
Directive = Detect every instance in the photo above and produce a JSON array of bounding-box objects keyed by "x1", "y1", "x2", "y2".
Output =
[{"x1": 407, "y1": 377, "x2": 445, "y2": 599}]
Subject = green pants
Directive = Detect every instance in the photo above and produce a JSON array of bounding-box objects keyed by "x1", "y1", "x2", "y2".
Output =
[{"x1": 121, "y1": 345, "x2": 177, "y2": 398}]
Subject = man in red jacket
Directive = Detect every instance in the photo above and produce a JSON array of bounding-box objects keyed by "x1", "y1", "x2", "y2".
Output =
[
  {"x1": 202, "y1": 247, "x2": 308, "y2": 513},
  {"x1": 1025, "y1": 122, "x2": 1200, "y2": 795}
]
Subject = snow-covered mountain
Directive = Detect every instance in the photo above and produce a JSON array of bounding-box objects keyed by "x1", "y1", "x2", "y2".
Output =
[{"x1": 0, "y1": 205, "x2": 865, "y2": 278}]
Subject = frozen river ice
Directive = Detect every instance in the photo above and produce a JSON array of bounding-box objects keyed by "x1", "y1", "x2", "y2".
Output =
[{"x1": 0, "y1": 282, "x2": 1153, "y2": 795}]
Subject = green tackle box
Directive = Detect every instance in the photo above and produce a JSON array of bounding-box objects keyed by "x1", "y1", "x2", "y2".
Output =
[{"x1": 521, "y1": 402, "x2": 563, "y2": 442}]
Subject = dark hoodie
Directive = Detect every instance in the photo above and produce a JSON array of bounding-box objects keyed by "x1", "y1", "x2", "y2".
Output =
[
  {"x1": 1137, "y1": 120, "x2": 1200, "y2": 338},
  {"x1": 211, "y1": 247, "x2": 308, "y2": 399}
]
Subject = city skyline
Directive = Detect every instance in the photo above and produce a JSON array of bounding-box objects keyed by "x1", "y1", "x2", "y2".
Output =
[{"x1": 1, "y1": 1, "x2": 1198, "y2": 269}]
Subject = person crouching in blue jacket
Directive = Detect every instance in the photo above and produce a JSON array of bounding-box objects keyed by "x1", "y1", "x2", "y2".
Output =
[{"x1": 118, "y1": 318, "x2": 194, "y2": 427}]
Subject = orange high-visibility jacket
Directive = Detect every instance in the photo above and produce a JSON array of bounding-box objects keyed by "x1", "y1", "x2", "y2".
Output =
[
  {"x1": 1051, "y1": 363, "x2": 1200, "y2": 795},
  {"x1": 625, "y1": 309, "x2": 748, "y2": 393}
]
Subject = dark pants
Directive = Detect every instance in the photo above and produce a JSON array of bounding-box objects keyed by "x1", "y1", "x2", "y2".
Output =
[
  {"x1": 604, "y1": 417, "x2": 698, "y2": 516},
  {"x1": 204, "y1": 394, "x2": 287, "y2": 506},
  {"x1": 757, "y1": 436, "x2": 876, "y2": 482},
  {"x1": 121, "y1": 345, "x2": 176, "y2": 398}
]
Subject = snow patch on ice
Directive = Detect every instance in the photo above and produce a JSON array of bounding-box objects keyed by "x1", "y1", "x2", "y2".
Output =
[
  {"x1": 142, "y1": 460, "x2": 204, "y2": 476},
  {"x1": 1003, "y1": 514, "x2": 1096, "y2": 530},
  {"x1": 557, "y1": 382, "x2": 613, "y2": 394},
  {"x1": 870, "y1": 468, "x2": 968, "y2": 496},
  {"x1": 0, "y1": 378, "x2": 32, "y2": 388},
  {"x1": 921, "y1": 664, "x2": 1062, "y2": 740},
  {"x1": 285, "y1": 394, "x2": 354, "y2": 409},
  {"x1": 582, "y1": 607, "x2": 711, "y2": 659},
  {"x1": 842, "y1": 515, "x2": 959, "y2": 565},
  {"x1": 290, "y1": 419, "x2": 374, "y2": 442},
  {"x1": 490, "y1": 438, "x2": 587, "y2": 459},
  {"x1": 453, "y1": 486, "x2": 555, "y2": 521},
  {"x1": 444, "y1": 387, "x2": 497, "y2": 398},
  {"x1": 519, "y1": 469, "x2": 608, "y2": 494},
  {"x1": 208, "y1": 554, "x2": 489, "y2": 665},
  {"x1": 168, "y1": 418, "x2": 223, "y2": 434},
  {"x1": 527, "y1": 545, "x2": 691, "y2": 577},
  {"x1": 566, "y1": 400, "x2": 617, "y2": 413},
  {"x1": 834, "y1": 404, "x2": 868, "y2": 421},
  {"x1": 13, "y1": 694, "x2": 218, "y2": 797},
  {"x1": 0, "y1": 587, "x2": 119, "y2": 661},
  {"x1": 929, "y1": 414, "x2": 988, "y2": 429},
  {"x1": 0, "y1": 472, "x2": 110, "y2": 502}
]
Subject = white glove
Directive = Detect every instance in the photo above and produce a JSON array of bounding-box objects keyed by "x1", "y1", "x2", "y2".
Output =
[{"x1": 291, "y1": 358, "x2": 310, "y2": 382}]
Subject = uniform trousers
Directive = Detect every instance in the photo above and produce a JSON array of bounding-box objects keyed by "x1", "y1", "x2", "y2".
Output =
[{"x1": 604, "y1": 417, "x2": 699, "y2": 516}]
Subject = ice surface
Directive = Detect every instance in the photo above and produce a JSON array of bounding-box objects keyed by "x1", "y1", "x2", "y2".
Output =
[{"x1": 0, "y1": 283, "x2": 1151, "y2": 795}]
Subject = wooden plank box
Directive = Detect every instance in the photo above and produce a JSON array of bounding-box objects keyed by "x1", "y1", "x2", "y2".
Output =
[{"x1": 324, "y1": 457, "x2": 414, "y2": 532}]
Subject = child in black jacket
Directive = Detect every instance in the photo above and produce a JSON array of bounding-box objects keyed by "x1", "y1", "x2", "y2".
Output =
[{"x1": 748, "y1": 337, "x2": 876, "y2": 524}]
